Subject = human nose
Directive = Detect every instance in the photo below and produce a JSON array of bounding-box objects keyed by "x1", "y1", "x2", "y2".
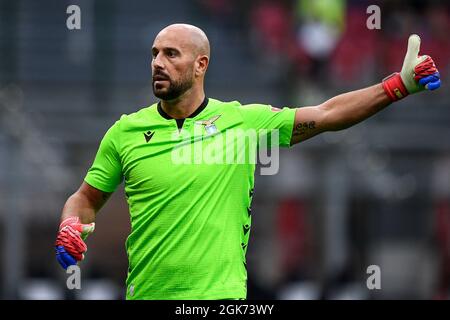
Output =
[{"x1": 152, "y1": 53, "x2": 164, "y2": 70}]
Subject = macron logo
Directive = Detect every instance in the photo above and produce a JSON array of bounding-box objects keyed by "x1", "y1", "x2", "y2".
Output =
[{"x1": 144, "y1": 130, "x2": 155, "y2": 143}]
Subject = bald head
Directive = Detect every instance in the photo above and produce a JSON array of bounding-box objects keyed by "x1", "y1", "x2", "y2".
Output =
[
  {"x1": 156, "y1": 24, "x2": 210, "y2": 58},
  {"x1": 151, "y1": 24, "x2": 210, "y2": 101}
]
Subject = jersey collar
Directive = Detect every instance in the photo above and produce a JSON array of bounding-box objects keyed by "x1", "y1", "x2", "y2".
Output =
[{"x1": 157, "y1": 97, "x2": 209, "y2": 120}]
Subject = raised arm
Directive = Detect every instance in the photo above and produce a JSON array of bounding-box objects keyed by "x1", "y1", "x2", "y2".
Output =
[
  {"x1": 291, "y1": 34, "x2": 440, "y2": 145},
  {"x1": 291, "y1": 84, "x2": 390, "y2": 144}
]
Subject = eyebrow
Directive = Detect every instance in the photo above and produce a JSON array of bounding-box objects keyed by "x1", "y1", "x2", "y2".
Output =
[{"x1": 152, "y1": 46, "x2": 181, "y2": 54}]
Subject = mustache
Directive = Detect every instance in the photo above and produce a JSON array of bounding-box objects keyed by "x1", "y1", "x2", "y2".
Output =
[{"x1": 152, "y1": 71, "x2": 170, "y2": 81}]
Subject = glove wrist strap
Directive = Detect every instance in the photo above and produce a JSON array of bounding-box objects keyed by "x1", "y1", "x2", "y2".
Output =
[{"x1": 382, "y1": 72, "x2": 409, "y2": 102}]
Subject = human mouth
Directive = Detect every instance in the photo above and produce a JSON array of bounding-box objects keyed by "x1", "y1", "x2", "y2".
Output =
[{"x1": 153, "y1": 74, "x2": 169, "y2": 82}]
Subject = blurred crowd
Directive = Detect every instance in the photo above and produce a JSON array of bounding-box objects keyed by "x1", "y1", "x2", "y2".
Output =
[{"x1": 198, "y1": 0, "x2": 450, "y2": 89}]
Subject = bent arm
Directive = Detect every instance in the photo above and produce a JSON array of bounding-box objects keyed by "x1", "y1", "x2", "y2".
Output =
[
  {"x1": 291, "y1": 84, "x2": 391, "y2": 145},
  {"x1": 60, "y1": 181, "x2": 112, "y2": 224}
]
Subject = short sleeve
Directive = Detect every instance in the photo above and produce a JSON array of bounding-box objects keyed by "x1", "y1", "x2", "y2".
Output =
[
  {"x1": 238, "y1": 104, "x2": 296, "y2": 148},
  {"x1": 84, "y1": 121, "x2": 123, "y2": 193}
]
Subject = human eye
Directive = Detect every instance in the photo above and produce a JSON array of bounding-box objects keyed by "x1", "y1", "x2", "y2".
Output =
[
  {"x1": 167, "y1": 49, "x2": 178, "y2": 58},
  {"x1": 151, "y1": 49, "x2": 158, "y2": 59}
]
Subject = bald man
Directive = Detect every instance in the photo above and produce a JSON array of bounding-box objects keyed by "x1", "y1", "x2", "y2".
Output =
[{"x1": 55, "y1": 24, "x2": 441, "y2": 299}]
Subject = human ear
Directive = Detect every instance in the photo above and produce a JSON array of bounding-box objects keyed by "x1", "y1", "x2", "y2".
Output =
[{"x1": 195, "y1": 55, "x2": 209, "y2": 77}]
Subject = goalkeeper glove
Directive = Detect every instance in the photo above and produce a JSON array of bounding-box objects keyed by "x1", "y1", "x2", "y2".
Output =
[
  {"x1": 382, "y1": 34, "x2": 441, "y2": 101},
  {"x1": 55, "y1": 216, "x2": 95, "y2": 269}
]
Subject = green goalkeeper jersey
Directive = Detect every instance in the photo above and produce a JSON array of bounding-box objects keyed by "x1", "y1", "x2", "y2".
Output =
[{"x1": 84, "y1": 97, "x2": 296, "y2": 299}]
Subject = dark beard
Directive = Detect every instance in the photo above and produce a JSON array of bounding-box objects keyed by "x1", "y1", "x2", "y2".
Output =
[{"x1": 153, "y1": 76, "x2": 193, "y2": 101}]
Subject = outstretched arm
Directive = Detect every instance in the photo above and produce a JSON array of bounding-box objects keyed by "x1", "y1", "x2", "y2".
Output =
[
  {"x1": 291, "y1": 84, "x2": 390, "y2": 144},
  {"x1": 291, "y1": 34, "x2": 440, "y2": 145}
]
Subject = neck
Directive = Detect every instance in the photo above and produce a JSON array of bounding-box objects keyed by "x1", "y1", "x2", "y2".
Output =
[{"x1": 160, "y1": 86, "x2": 205, "y2": 119}]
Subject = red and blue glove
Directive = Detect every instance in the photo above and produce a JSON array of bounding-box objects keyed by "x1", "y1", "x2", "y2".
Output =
[
  {"x1": 55, "y1": 216, "x2": 95, "y2": 269},
  {"x1": 382, "y1": 34, "x2": 441, "y2": 101}
]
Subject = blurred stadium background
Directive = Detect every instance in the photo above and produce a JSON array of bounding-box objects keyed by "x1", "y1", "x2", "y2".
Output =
[{"x1": 0, "y1": 0, "x2": 449, "y2": 300}]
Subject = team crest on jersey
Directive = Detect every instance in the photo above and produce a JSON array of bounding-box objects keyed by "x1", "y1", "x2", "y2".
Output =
[{"x1": 195, "y1": 115, "x2": 221, "y2": 134}]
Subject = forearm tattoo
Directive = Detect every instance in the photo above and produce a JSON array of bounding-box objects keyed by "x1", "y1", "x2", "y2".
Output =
[{"x1": 293, "y1": 121, "x2": 316, "y2": 136}]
